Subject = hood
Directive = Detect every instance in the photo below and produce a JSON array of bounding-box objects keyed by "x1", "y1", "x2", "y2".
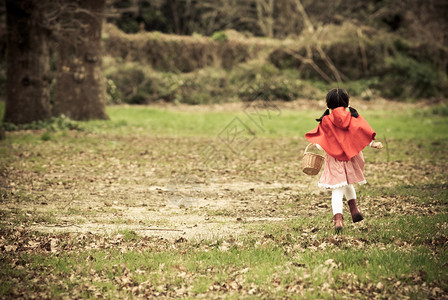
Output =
[{"x1": 328, "y1": 107, "x2": 351, "y2": 129}]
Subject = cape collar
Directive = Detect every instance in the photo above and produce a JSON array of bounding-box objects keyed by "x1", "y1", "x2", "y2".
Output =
[{"x1": 305, "y1": 108, "x2": 376, "y2": 161}]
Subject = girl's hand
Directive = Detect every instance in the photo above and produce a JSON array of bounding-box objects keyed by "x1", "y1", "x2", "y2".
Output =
[{"x1": 371, "y1": 141, "x2": 383, "y2": 149}]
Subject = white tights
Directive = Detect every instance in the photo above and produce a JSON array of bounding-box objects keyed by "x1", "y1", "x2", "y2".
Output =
[{"x1": 331, "y1": 184, "x2": 357, "y2": 215}]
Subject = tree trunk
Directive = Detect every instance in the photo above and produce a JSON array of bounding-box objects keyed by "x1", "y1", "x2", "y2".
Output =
[
  {"x1": 4, "y1": 0, "x2": 52, "y2": 125},
  {"x1": 53, "y1": 0, "x2": 108, "y2": 121}
]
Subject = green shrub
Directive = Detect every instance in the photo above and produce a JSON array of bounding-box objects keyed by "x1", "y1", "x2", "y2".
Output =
[
  {"x1": 102, "y1": 59, "x2": 349, "y2": 104},
  {"x1": 115, "y1": 16, "x2": 140, "y2": 34},
  {"x1": 1, "y1": 115, "x2": 82, "y2": 131},
  {"x1": 231, "y1": 63, "x2": 316, "y2": 101},
  {"x1": 380, "y1": 54, "x2": 448, "y2": 99},
  {"x1": 344, "y1": 78, "x2": 380, "y2": 100},
  {"x1": 128, "y1": 94, "x2": 146, "y2": 104},
  {"x1": 106, "y1": 66, "x2": 146, "y2": 102},
  {"x1": 431, "y1": 103, "x2": 448, "y2": 116},
  {"x1": 124, "y1": 81, "x2": 156, "y2": 105},
  {"x1": 211, "y1": 31, "x2": 228, "y2": 43},
  {"x1": 106, "y1": 79, "x2": 122, "y2": 104},
  {"x1": 154, "y1": 73, "x2": 182, "y2": 102},
  {"x1": 41, "y1": 131, "x2": 52, "y2": 141}
]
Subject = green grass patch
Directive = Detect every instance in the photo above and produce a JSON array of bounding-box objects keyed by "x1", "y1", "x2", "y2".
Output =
[
  {"x1": 1, "y1": 236, "x2": 445, "y2": 298},
  {"x1": 362, "y1": 183, "x2": 448, "y2": 205},
  {"x1": 94, "y1": 105, "x2": 448, "y2": 141}
]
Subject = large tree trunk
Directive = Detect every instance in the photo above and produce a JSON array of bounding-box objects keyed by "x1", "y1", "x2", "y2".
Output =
[
  {"x1": 4, "y1": 0, "x2": 52, "y2": 125},
  {"x1": 53, "y1": 0, "x2": 108, "y2": 121}
]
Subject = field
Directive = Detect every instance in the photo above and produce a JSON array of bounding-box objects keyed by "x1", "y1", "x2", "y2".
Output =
[{"x1": 0, "y1": 99, "x2": 447, "y2": 299}]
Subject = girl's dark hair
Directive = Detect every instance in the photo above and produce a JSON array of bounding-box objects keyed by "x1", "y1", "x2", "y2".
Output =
[{"x1": 316, "y1": 88, "x2": 359, "y2": 122}]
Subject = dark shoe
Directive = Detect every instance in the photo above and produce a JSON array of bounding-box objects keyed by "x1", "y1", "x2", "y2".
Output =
[
  {"x1": 348, "y1": 199, "x2": 364, "y2": 223},
  {"x1": 334, "y1": 213, "x2": 344, "y2": 233}
]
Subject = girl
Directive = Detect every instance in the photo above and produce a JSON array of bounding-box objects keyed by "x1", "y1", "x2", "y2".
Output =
[{"x1": 305, "y1": 88, "x2": 383, "y2": 233}]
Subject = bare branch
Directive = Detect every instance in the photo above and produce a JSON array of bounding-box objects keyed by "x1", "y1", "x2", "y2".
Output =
[
  {"x1": 290, "y1": 0, "x2": 346, "y2": 83},
  {"x1": 294, "y1": 0, "x2": 314, "y2": 33},
  {"x1": 284, "y1": 48, "x2": 334, "y2": 83}
]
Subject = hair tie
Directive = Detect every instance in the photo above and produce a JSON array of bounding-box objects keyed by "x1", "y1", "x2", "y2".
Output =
[{"x1": 348, "y1": 105, "x2": 351, "y2": 108}]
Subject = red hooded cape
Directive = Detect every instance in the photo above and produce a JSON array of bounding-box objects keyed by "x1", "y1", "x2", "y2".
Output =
[{"x1": 305, "y1": 107, "x2": 376, "y2": 161}]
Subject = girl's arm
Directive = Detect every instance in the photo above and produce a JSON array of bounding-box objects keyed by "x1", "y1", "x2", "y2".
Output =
[
  {"x1": 315, "y1": 144, "x2": 324, "y2": 151},
  {"x1": 370, "y1": 141, "x2": 383, "y2": 149}
]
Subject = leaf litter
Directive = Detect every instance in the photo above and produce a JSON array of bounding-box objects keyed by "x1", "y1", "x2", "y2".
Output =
[{"x1": 0, "y1": 103, "x2": 447, "y2": 298}]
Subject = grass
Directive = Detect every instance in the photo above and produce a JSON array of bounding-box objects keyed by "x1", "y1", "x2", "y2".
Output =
[
  {"x1": 1, "y1": 234, "x2": 445, "y2": 298},
  {"x1": 0, "y1": 100, "x2": 447, "y2": 298},
  {"x1": 64, "y1": 104, "x2": 448, "y2": 141}
]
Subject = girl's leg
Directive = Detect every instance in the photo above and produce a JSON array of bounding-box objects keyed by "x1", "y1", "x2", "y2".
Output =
[
  {"x1": 343, "y1": 184, "x2": 356, "y2": 200},
  {"x1": 331, "y1": 187, "x2": 345, "y2": 233},
  {"x1": 331, "y1": 187, "x2": 344, "y2": 215},
  {"x1": 344, "y1": 184, "x2": 364, "y2": 223}
]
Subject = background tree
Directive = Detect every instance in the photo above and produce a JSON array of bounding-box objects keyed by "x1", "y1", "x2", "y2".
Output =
[
  {"x1": 53, "y1": 0, "x2": 108, "y2": 121},
  {"x1": 4, "y1": 0, "x2": 52, "y2": 124}
]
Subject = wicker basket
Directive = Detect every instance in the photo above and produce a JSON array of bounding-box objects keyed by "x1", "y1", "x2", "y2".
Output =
[{"x1": 302, "y1": 143, "x2": 325, "y2": 175}]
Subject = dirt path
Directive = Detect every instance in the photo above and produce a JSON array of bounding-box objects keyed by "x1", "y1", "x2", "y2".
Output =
[
  {"x1": 27, "y1": 178, "x2": 320, "y2": 240},
  {"x1": 24, "y1": 159, "x2": 444, "y2": 241}
]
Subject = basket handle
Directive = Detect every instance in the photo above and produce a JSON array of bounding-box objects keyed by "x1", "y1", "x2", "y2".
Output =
[{"x1": 304, "y1": 143, "x2": 315, "y2": 154}]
